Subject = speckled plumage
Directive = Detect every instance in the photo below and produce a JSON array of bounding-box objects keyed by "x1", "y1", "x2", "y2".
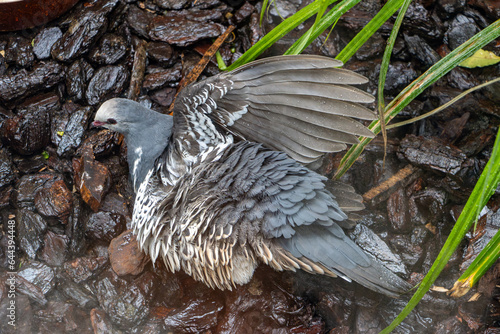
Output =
[{"x1": 93, "y1": 55, "x2": 410, "y2": 297}]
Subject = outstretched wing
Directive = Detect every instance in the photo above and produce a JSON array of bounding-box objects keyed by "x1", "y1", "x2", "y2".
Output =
[{"x1": 172, "y1": 55, "x2": 376, "y2": 164}]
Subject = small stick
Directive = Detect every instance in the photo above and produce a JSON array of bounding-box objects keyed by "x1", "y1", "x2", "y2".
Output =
[
  {"x1": 362, "y1": 164, "x2": 416, "y2": 202},
  {"x1": 127, "y1": 40, "x2": 148, "y2": 101},
  {"x1": 169, "y1": 25, "x2": 236, "y2": 112}
]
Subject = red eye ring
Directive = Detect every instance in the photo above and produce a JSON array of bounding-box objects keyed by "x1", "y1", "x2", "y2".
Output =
[{"x1": 107, "y1": 118, "x2": 117, "y2": 124}]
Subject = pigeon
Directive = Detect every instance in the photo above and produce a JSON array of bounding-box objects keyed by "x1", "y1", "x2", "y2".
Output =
[{"x1": 93, "y1": 55, "x2": 409, "y2": 297}]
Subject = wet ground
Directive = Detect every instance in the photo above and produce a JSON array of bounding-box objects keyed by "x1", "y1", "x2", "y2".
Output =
[{"x1": 0, "y1": 0, "x2": 499, "y2": 333}]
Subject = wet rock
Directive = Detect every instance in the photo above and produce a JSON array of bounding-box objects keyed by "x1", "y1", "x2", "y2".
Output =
[
  {"x1": 350, "y1": 224, "x2": 407, "y2": 274},
  {"x1": 5, "y1": 36, "x2": 34, "y2": 68},
  {"x1": 387, "y1": 188, "x2": 412, "y2": 233},
  {"x1": 90, "y1": 308, "x2": 120, "y2": 334},
  {"x1": 86, "y1": 65, "x2": 130, "y2": 105},
  {"x1": 94, "y1": 269, "x2": 150, "y2": 328},
  {"x1": 89, "y1": 34, "x2": 128, "y2": 65},
  {"x1": 435, "y1": 316, "x2": 470, "y2": 334},
  {"x1": 165, "y1": 294, "x2": 223, "y2": 333},
  {"x1": 232, "y1": 1, "x2": 255, "y2": 25},
  {"x1": 127, "y1": 5, "x2": 158, "y2": 39},
  {"x1": 143, "y1": 63, "x2": 182, "y2": 90},
  {"x1": 148, "y1": 13, "x2": 226, "y2": 47},
  {"x1": 50, "y1": 102, "x2": 77, "y2": 146},
  {"x1": 382, "y1": 62, "x2": 418, "y2": 95},
  {"x1": 63, "y1": 256, "x2": 109, "y2": 284},
  {"x1": 445, "y1": 14, "x2": 480, "y2": 50},
  {"x1": 2, "y1": 92, "x2": 59, "y2": 155},
  {"x1": 76, "y1": 129, "x2": 122, "y2": 158},
  {"x1": 57, "y1": 106, "x2": 93, "y2": 157},
  {"x1": 404, "y1": 2, "x2": 443, "y2": 40},
  {"x1": 15, "y1": 274, "x2": 48, "y2": 305},
  {"x1": 73, "y1": 148, "x2": 112, "y2": 212},
  {"x1": 146, "y1": 41, "x2": 175, "y2": 65},
  {"x1": 0, "y1": 294, "x2": 33, "y2": 333},
  {"x1": 60, "y1": 276, "x2": 98, "y2": 308},
  {"x1": 355, "y1": 34, "x2": 385, "y2": 60},
  {"x1": 150, "y1": 87, "x2": 176, "y2": 107},
  {"x1": 14, "y1": 173, "x2": 62, "y2": 209},
  {"x1": 389, "y1": 234, "x2": 423, "y2": 267},
  {"x1": 36, "y1": 301, "x2": 93, "y2": 333},
  {"x1": 66, "y1": 196, "x2": 88, "y2": 256},
  {"x1": 13, "y1": 154, "x2": 46, "y2": 174},
  {"x1": 399, "y1": 134, "x2": 467, "y2": 176},
  {"x1": 0, "y1": 148, "x2": 15, "y2": 188},
  {"x1": 411, "y1": 188, "x2": 448, "y2": 223},
  {"x1": 17, "y1": 261, "x2": 55, "y2": 295},
  {"x1": 17, "y1": 209, "x2": 47, "y2": 259},
  {"x1": 66, "y1": 59, "x2": 94, "y2": 102},
  {"x1": 40, "y1": 231, "x2": 69, "y2": 266},
  {"x1": 154, "y1": 0, "x2": 189, "y2": 10},
  {"x1": 34, "y1": 180, "x2": 73, "y2": 222},
  {"x1": 109, "y1": 230, "x2": 147, "y2": 276},
  {"x1": 403, "y1": 34, "x2": 440, "y2": 67},
  {"x1": 0, "y1": 61, "x2": 65, "y2": 102},
  {"x1": 437, "y1": 0, "x2": 466, "y2": 18},
  {"x1": 100, "y1": 192, "x2": 130, "y2": 218},
  {"x1": 469, "y1": 0, "x2": 500, "y2": 19},
  {"x1": 86, "y1": 211, "x2": 126, "y2": 243},
  {"x1": 0, "y1": 186, "x2": 13, "y2": 210},
  {"x1": 51, "y1": 0, "x2": 120, "y2": 62},
  {"x1": 446, "y1": 67, "x2": 480, "y2": 90},
  {"x1": 33, "y1": 27, "x2": 63, "y2": 59}
]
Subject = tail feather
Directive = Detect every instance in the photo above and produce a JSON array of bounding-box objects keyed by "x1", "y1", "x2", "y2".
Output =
[{"x1": 277, "y1": 225, "x2": 410, "y2": 298}]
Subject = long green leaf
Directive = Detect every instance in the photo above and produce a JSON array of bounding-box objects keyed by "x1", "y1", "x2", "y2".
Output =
[
  {"x1": 380, "y1": 127, "x2": 500, "y2": 333},
  {"x1": 334, "y1": 18, "x2": 500, "y2": 179},
  {"x1": 226, "y1": 0, "x2": 340, "y2": 71}
]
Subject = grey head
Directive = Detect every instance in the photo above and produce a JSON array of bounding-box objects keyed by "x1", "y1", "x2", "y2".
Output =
[{"x1": 93, "y1": 98, "x2": 174, "y2": 191}]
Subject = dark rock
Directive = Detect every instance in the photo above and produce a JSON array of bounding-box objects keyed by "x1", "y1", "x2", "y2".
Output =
[
  {"x1": 36, "y1": 301, "x2": 93, "y2": 333},
  {"x1": 404, "y1": 2, "x2": 443, "y2": 40},
  {"x1": 2, "y1": 92, "x2": 59, "y2": 155},
  {"x1": 403, "y1": 34, "x2": 440, "y2": 67},
  {"x1": 0, "y1": 148, "x2": 15, "y2": 188},
  {"x1": 127, "y1": 5, "x2": 157, "y2": 39},
  {"x1": 350, "y1": 224, "x2": 407, "y2": 274},
  {"x1": 148, "y1": 13, "x2": 226, "y2": 47},
  {"x1": 17, "y1": 261, "x2": 55, "y2": 295},
  {"x1": 0, "y1": 52, "x2": 6, "y2": 76},
  {"x1": 411, "y1": 188, "x2": 448, "y2": 223},
  {"x1": 446, "y1": 67, "x2": 480, "y2": 90},
  {"x1": 60, "y1": 276, "x2": 98, "y2": 309},
  {"x1": 437, "y1": 0, "x2": 466, "y2": 18},
  {"x1": 100, "y1": 192, "x2": 130, "y2": 218},
  {"x1": 66, "y1": 196, "x2": 88, "y2": 256},
  {"x1": 14, "y1": 274, "x2": 48, "y2": 305},
  {"x1": 382, "y1": 62, "x2": 418, "y2": 95},
  {"x1": 14, "y1": 173, "x2": 62, "y2": 210},
  {"x1": 109, "y1": 229, "x2": 147, "y2": 276},
  {"x1": 232, "y1": 1, "x2": 255, "y2": 25},
  {"x1": 355, "y1": 33, "x2": 385, "y2": 60},
  {"x1": 51, "y1": 102, "x2": 79, "y2": 146},
  {"x1": 51, "y1": 0, "x2": 120, "y2": 62},
  {"x1": 0, "y1": 294, "x2": 33, "y2": 333},
  {"x1": 468, "y1": 0, "x2": 500, "y2": 19},
  {"x1": 143, "y1": 63, "x2": 182, "y2": 90},
  {"x1": 33, "y1": 27, "x2": 63, "y2": 59},
  {"x1": 435, "y1": 316, "x2": 470, "y2": 334},
  {"x1": 146, "y1": 41, "x2": 175, "y2": 65},
  {"x1": 399, "y1": 134, "x2": 467, "y2": 175},
  {"x1": 0, "y1": 61, "x2": 65, "y2": 102},
  {"x1": 5, "y1": 36, "x2": 34, "y2": 68},
  {"x1": 86, "y1": 211, "x2": 126, "y2": 243},
  {"x1": 40, "y1": 231, "x2": 69, "y2": 266},
  {"x1": 35, "y1": 179, "x2": 73, "y2": 222},
  {"x1": 57, "y1": 106, "x2": 93, "y2": 157},
  {"x1": 193, "y1": 0, "x2": 225, "y2": 9},
  {"x1": 73, "y1": 149, "x2": 112, "y2": 212},
  {"x1": 150, "y1": 87, "x2": 176, "y2": 107},
  {"x1": 0, "y1": 186, "x2": 13, "y2": 210},
  {"x1": 13, "y1": 154, "x2": 46, "y2": 174},
  {"x1": 154, "y1": 0, "x2": 189, "y2": 10},
  {"x1": 444, "y1": 14, "x2": 480, "y2": 50},
  {"x1": 90, "y1": 308, "x2": 120, "y2": 334},
  {"x1": 94, "y1": 269, "x2": 150, "y2": 328},
  {"x1": 66, "y1": 59, "x2": 94, "y2": 101},
  {"x1": 179, "y1": 8, "x2": 223, "y2": 22},
  {"x1": 86, "y1": 65, "x2": 130, "y2": 105},
  {"x1": 165, "y1": 294, "x2": 223, "y2": 333},
  {"x1": 89, "y1": 34, "x2": 127, "y2": 65},
  {"x1": 76, "y1": 129, "x2": 122, "y2": 158},
  {"x1": 63, "y1": 256, "x2": 109, "y2": 284},
  {"x1": 387, "y1": 188, "x2": 412, "y2": 233},
  {"x1": 17, "y1": 209, "x2": 48, "y2": 259}
]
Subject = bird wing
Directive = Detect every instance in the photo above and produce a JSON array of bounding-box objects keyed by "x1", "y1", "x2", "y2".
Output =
[{"x1": 172, "y1": 55, "x2": 376, "y2": 163}]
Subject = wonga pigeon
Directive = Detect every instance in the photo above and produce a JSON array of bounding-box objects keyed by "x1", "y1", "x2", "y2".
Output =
[{"x1": 93, "y1": 55, "x2": 409, "y2": 297}]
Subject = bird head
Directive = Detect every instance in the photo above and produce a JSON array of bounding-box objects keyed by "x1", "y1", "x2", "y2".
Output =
[{"x1": 93, "y1": 98, "x2": 151, "y2": 136}]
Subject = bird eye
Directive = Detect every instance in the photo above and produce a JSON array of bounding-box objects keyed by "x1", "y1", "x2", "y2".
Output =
[{"x1": 107, "y1": 118, "x2": 117, "y2": 124}]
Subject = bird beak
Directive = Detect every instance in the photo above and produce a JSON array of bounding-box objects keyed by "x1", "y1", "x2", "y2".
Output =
[{"x1": 91, "y1": 120, "x2": 106, "y2": 128}]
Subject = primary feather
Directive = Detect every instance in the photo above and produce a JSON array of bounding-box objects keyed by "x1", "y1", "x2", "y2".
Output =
[{"x1": 93, "y1": 55, "x2": 409, "y2": 297}]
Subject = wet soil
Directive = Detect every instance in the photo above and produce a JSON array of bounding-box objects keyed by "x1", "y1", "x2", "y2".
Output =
[{"x1": 0, "y1": 0, "x2": 499, "y2": 333}]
